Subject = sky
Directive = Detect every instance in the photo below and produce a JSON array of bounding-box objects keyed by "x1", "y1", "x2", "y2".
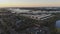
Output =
[{"x1": 0, "y1": 0, "x2": 60, "y2": 7}]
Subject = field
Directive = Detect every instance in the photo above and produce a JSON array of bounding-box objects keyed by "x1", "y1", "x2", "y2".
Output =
[{"x1": 56, "y1": 28, "x2": 60, "y2": 34}]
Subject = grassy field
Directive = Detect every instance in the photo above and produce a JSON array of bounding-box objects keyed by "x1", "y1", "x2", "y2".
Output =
[{"x1": 56, "y1": 28, "x2": 60, "y2": 34}]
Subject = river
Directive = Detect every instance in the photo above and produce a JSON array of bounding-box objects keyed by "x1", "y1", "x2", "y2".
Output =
[{"x1": 56, "y1": 20, "x2": 60, "y2": 28}]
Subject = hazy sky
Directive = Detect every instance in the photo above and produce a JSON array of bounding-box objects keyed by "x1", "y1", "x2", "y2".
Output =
[{"x1": 0, "y1": 0, "x2": 60, "y2": 7}]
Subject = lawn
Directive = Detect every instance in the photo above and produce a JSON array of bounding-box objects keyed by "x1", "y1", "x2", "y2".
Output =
[{"x1": 56, "y1": 28, "x2": 60, "y2": 34}]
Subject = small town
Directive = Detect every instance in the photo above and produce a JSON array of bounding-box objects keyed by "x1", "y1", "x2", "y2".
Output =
[{"x1": 0, "y1": 7, "x2": 59, "y2": 34}]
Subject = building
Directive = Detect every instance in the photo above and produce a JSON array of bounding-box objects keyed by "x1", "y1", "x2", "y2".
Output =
[{"x1": 20, "y1": 14, "x2": 55, "y2": 20}]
